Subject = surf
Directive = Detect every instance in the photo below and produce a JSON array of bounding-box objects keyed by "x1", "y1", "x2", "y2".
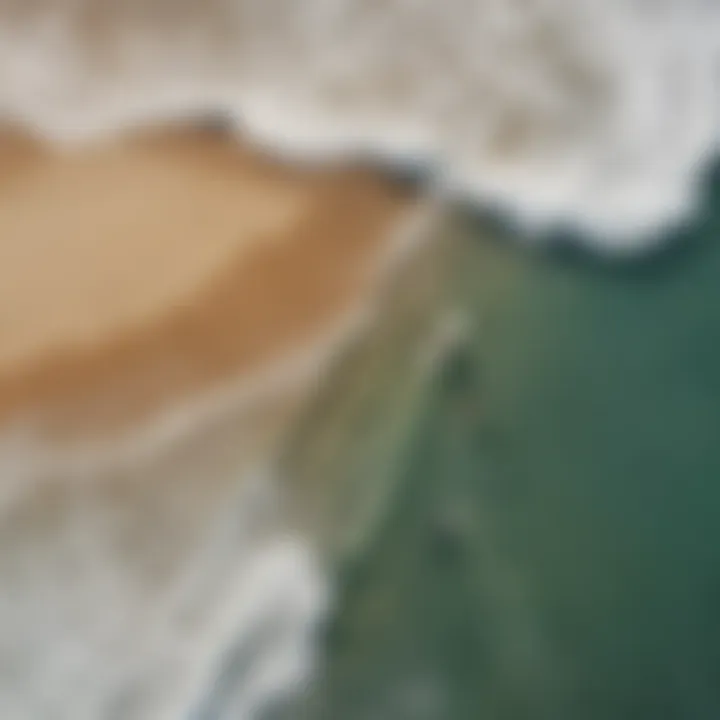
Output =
[{"x1": 0, "y1": 0, "x2": 719, "y2": 250}]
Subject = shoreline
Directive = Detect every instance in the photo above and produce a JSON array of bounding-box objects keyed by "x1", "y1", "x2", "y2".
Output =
[
  {"x1": 3, "y1": 199, "x2": 441, "y2": 482},
  {"x1": 0, "y1": 123, "x2": 440, "y2": 720}
]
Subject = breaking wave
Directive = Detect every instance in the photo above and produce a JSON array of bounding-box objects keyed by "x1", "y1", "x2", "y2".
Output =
[
  {"x1": 0, "y1": 428, "x2": 328, "y2": 720},
  {"x1": 1, "y1": 0, "x2": 719, "y2": 250}
]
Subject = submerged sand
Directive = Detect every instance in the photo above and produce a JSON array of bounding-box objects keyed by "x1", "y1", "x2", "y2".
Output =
[{"x1": 0, "y1": 126, "x2": 413, "y2": 440}]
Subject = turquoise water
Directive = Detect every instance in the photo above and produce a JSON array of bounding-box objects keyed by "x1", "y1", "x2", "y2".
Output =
[{"x1": 317, "y1": 172, "x2": 720, "y2": 719}]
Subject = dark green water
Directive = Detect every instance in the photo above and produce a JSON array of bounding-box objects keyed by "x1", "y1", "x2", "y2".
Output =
[{"x1": 316, "y1": 175, "x2": 720, "y2": 719}]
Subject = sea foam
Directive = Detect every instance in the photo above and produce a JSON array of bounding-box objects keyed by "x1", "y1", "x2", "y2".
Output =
[
  {"x1": 0, "y1": 425, "x2": 328, "y2": 720},
  {"x1": 1, "y1": 0, "x2": 719, "y2": 250}
]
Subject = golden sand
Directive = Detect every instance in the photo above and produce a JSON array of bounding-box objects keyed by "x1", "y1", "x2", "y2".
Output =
[{"x1": 0, "y1": 126, "x2": 412, "y2": 439}]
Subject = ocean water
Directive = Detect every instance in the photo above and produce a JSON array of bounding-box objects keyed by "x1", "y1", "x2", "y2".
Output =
[
  {"x1": 2, "y1": 2, "x2": 720, "y2": 719},
  {"x1": 317, "y1": 182, "x2": 720, "y2": 719}
]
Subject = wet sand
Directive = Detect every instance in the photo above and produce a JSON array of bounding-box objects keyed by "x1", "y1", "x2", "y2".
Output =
[{"x1": 0, "y1": 126, "x2": 414, "y2": 441}]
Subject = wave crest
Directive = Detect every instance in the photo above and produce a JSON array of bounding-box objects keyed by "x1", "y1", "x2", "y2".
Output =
[{"x1": 1, "y1": 0, "x2": 719, "y2": 248}]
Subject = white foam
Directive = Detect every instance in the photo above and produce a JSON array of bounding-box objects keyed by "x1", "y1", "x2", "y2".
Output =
[
  {"x1": 178, "y1": 536, "x2": 329, "y2": 720},
  {"x1": 1, "y1": 0, "x2": 719, "y2": 250},
  {"x1": 0, "y1": 442, "x2": 328, "y2": 720}
]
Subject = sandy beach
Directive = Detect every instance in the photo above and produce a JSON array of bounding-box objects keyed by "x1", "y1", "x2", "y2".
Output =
[
  {"x1": 0, "y1": 123, "x2": 437, "y2": 719},
  {"x1": 0, "y1": 125, "x2": 413, "y2": 441}
]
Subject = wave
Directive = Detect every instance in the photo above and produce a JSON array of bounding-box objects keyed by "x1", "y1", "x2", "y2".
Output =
[
  {"x1": 0, "y1": 423, "x2": 328, "y2": 720},
  {"x1": 1, "y1": 1, "x2": 719, "y2": 251}
]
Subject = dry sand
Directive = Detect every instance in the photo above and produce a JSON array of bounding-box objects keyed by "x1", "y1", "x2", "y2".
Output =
[{"x1": 0, "y1": 125, "x2": 413, "y2": 441}]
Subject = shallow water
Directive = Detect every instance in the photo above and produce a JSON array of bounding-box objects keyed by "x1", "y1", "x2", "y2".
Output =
[{"x1": 313, "y1": 174, "x2": 720, "y2": 719}]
